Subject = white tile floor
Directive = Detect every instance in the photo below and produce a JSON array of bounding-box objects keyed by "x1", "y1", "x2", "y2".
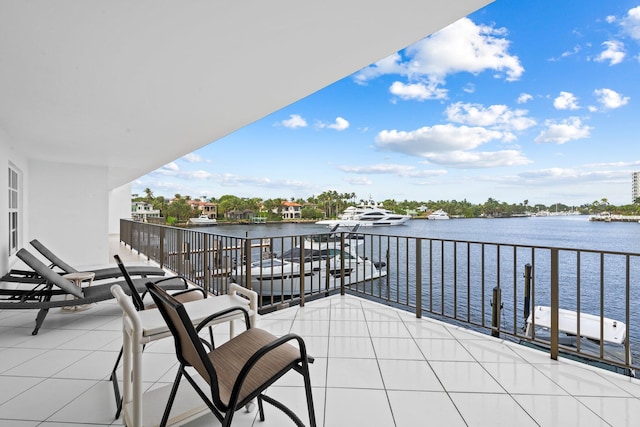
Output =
[{"x1": 2, "y1": 242, "x2": 640, "y2": 426}]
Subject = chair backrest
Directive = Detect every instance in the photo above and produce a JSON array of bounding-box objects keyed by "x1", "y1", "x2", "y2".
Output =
[
  {"x1": 30, "y1": 239, "x2": 79, "y2": 274},
  {"x1": 146, "y1": 283, "x2": 220, "y2": 394},
  {"x1": 113, "y1": 254, "x2": 146, "y2": 311},
  {"x1": 16, "y1": 248, "x2": 83, "y2": 298}
]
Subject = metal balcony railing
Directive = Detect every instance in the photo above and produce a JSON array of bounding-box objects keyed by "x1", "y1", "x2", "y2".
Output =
[{"x1": 120, "y1": 219, "x2": 640, "y2": 376}]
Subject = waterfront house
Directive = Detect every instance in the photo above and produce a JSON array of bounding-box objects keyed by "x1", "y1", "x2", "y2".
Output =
[
  {"x1": 130, "y1": 202, "x2": 161, "y2": 222},
  {"x1": 280, "y1": 201, "x2": 303, "y2": 220},
  {"x1": 188, "y1": 200, "x2": 218, "y2": 219}
]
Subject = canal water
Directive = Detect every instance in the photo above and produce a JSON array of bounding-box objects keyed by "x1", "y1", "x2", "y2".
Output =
[
  {"x1": 203, "y1": 214, "x2": 640, "y2": 253},
  {"x1": 194, "y1": 215, "x2": 640, "y2": 363}
]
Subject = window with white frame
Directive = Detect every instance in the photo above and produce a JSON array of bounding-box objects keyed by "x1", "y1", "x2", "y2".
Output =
[{"x1": 8, "y1": 165, "x2": 19, "y2": 256}]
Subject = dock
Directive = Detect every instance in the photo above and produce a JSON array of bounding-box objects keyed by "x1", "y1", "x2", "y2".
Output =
[{"x1": 590, "y1": 214, "x2": 640, "y2": 223}]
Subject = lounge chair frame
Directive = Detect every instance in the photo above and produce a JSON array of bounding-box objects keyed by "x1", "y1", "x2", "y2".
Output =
[
  {"x1": 1, "y1": 239, "x2": 166, "y2": 283},
  {"x1": 0, "y1": 248, "x2": 187, "y2": 335}
]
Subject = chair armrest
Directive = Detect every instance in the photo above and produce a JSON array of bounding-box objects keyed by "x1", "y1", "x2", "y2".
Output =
[
  {"x1": 171, "y1": 287, "x2": 207, "y2": 299},
  {"x1": 229, "y1": 282, "x2": 258, "y2": 315},
  {"x1": 153, "y1": 275, "x2": 189, "y2": 288},
  {"x1": 195, "y1": 305, "x2": 251, "y2": 332}
]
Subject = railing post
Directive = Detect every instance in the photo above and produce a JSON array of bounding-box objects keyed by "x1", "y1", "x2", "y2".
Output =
[
  {"x1": 340, "y1": 232, "x2": 346, "y2": 295},
  {"x1": 491, "y1": 286, "x2": 501, "y2": 337},
  {"x1": 176, "y1": 229, "x2": 184, "y2": 277},
  {"x1": 299, "y1": 242, "x2": 305, "y2": 307},
  {"x1": 159, "y1": 226, "x2": 165, "y2": 268},
  {"x1": 244, "y1": 237, "x2": 252, "y2": 291},
  {"x1": 415, "y1": 238, "x2": 422, "y2": 319},
  {"x1": 550, "y1": 248, "x2": 559, "y2": 360},
  {"x1": 203, "y1": 236, "x2": 211, "y2": 293},
  {"x1": 523, "y1": 263, "x2": 532, "y2": 322},
  {"x1": 145, "y1": 223, "x2": 151, "y2": 261}
]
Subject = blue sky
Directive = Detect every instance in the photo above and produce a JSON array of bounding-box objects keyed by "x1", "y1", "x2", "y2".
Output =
[{"x1": 133, "y1": 1, "x2": 640, "y2": 206}]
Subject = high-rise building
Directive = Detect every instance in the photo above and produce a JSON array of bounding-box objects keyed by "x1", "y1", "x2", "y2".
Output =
[{"x1": 633, "y1": 172, "x2": 640, "y2": 203}]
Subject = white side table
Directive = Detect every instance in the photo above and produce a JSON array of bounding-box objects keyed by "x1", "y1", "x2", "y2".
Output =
[{"x1": 62, "y1": 271, "x2": 96, "y2": 311}]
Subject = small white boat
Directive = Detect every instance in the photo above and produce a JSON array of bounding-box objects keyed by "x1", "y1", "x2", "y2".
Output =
[
  {"x1": 187, "y1": 214, "x2": 217, "y2": 225},
  {"x1": 427, "y1": 209, "x2": 449, "y2": 220},
  {"x1": 316, "y1": 198, "x2": 410, "y2": 227},
  {"x1": 522, "y1": 305, "x2": 634, "y2": 377}
]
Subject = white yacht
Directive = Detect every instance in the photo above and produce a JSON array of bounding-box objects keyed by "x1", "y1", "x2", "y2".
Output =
[
  {"x1": 427, "y1": 209, "x2": 450, "y2": 220},
  {"x1": 316, "y1": 199, "x2": 411, "y2": 227}
]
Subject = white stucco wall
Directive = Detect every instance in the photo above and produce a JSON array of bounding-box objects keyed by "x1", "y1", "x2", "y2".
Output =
[
  {"x1": 28, "y1": 159, "x2": 110, "y2": 268},
  {"x1": 109, "y1": 183, "x2": 132, "y2": 234}
]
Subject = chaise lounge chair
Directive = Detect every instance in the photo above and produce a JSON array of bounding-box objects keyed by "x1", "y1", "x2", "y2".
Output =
[
  {"x1": 0, "y1": 248, "x2": 189, "y2": 335},
  {"x1": 0, "y1": 239, "x2": 166, "y2": 284}
]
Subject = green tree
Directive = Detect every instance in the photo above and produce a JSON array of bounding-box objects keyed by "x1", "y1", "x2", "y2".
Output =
[{"x1": 165, "y1": 195, "x2": 192, "y2": 221}]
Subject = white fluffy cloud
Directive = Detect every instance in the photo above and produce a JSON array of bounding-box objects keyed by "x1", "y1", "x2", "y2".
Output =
[
  {"x1": 281, "y1": 114, "x2": 307, "y2": 129},
  {"x1": 317, "y1": 117, "x2": 350, "y2": 131},
  {"x1": 405, "y1": 18, "x2": 524, "y2": 82},
  {"x1": 389, "y1": 81, "x2": 447, "y2": 101},
  {"x1": 155, "y1": 162, "x2": 179, "y2": 176},
  {"x1": 182, "y1": 153, "x2": 203, "y2": 163},
  {"x1": 534, "y1": 117, "x2": 592, "y2": 144},
  {"x1": 354, "y1": 17, "x2": 523, "y2": 99},
  {"x1": 621, "y1": 6, "x2": 640, "y2": 41},
  {"x1": 517, "y1": 93, "x2": 533, "y2": 104},
  {"x1": 595, "y1": 40, "x2": 625, "y2": 65},
  {"x1": 375, "y1": 124, "x2": 506, "y2": 155},
  {"x1": 327, "y1": 117, "x2": 350, "y2": 131},
  {"x1": 445, "y1": 102, "x2": 536, "y2": 131},
  {"x1": 373, "y1": 121, "x2": 531, "y2": 169},
  {"x1": 339, "y1": 163, "x2": 448, "y2": 178},
  {"x1": 593, "y1": 88, "x2": 630, "y2": 109},
  {"x1": 553, "y1": 91, "x2": 580, "y2": 110},
  {"x1": 339, "y1": 164, "x2": 417, "y2": 175},
  {"x1": 423, "y1": 150, "x2": 531, "y2": 168}
]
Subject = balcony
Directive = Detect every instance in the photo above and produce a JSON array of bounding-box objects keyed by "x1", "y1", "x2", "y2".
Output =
[{"x1": 1, "y1": 236, "x2": 640, "y2": 426}]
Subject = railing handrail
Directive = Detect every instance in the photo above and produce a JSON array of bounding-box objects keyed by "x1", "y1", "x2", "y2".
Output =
[{"x1": 120, "y1": 218, "x2": 639, "y2": 377}]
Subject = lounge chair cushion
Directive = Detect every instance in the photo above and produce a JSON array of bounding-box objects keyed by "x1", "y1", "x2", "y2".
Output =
[{"x1": 17, "y1": 249, "x2": 83, "y2": 298}]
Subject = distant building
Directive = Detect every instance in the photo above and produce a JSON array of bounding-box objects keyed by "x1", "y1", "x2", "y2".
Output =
[
  {"x1": 131, "y1": 202, "x2": 161, "y2": 222},
  {"x1": 280, "y1": 201, "x2": 302, "y2": 220},
  {"x1": 634, "y1": 172, "x2": 640, "y2": 203},
  {"x1": 187, "y1": 200, "x2": 218, "y2": 219}
]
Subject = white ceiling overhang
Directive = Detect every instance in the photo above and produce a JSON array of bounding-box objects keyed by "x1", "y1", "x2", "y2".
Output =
[{"x1": 0, "y1": 0, "x2": 493, "y2": 188}]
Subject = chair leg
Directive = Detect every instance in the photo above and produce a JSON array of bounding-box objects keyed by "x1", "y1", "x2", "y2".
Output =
[
  {"x1": 302, "y1": 361, "x2": 317, "y2": 427},
  {"x1": 259, "y1": 394, "x2": 306, "y2": 427},
  {"x1": 257, "y1": 394, "x2": 265, "y2": 421},
  {"x1": 32, "y1": 308, "x2": 49, "y2": 335},
  {"x1": 110, "y1": 347, "x2": 124, "y2": 418},
  {"x1": 159, "y1": 368, "x2": 184, "y2": 427}
]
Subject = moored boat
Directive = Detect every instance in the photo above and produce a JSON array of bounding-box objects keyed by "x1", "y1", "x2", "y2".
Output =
[
  {"x1": 427, "y1": 209, "x2": 449, "y2": 220},
  {"x1": 316, "y1": 198, "x2": 410, "y2": 227},
  {"x1": 521, "y1": 305, "x2": 634, "y2": 377},
  {"x1": 187, "y1": 214, "x2": 217, "y2": 226},
  {"x1": 232, "y1": 236, "x2": 386, "y2": 297}
]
